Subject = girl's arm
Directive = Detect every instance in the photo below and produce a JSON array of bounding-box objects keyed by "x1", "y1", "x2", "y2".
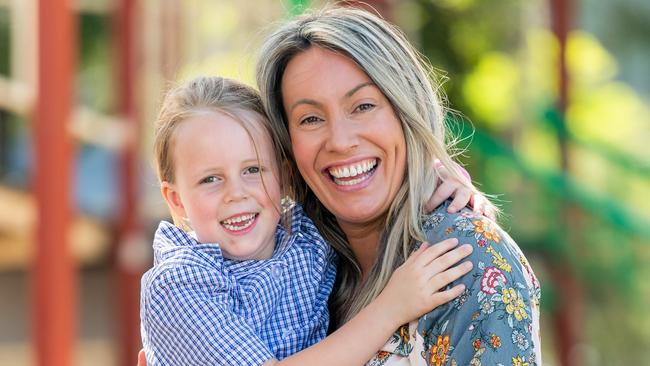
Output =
[
  {"x1": 426, "y1": 160, "x2": 497, "y2": 220},
  {"x1": 265, "y1": 238, "x2": 474, "y2": 366}
]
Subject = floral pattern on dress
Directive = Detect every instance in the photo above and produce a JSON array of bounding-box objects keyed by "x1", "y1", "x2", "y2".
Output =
[{"x1": 365, "y1": 201, "x2": 541, "y2": 366}]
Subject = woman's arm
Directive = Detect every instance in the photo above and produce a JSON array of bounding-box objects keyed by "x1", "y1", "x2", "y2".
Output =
[{"x1": 265, "y1": 238, "x2": 474, "y2": 366}]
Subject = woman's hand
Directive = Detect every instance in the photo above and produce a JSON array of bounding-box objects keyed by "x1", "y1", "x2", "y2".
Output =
[
  {"x1": 425, "y1": 160, "x2": 497, "y2": 220},
  {"x1": 376, "y1": 238, "x2": 473, "y2": 325}
]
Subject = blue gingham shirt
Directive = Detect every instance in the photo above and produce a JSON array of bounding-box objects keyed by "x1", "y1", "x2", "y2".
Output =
[{"x1": 140, "y1": 204, "x2": 337, "y2": 366}]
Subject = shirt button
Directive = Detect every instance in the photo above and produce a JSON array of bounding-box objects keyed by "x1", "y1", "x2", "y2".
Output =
[{"x1": 271, "y1": 265, "x2": 283, "y2": 277}]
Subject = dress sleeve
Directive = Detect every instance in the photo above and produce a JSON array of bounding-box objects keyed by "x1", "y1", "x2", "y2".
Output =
[
  {"x1": 411, "y1": 208, "x2": 542, "y2": 366},
  {"x1": 141, "y1": 264, "x2": 274, "y2": 366}
]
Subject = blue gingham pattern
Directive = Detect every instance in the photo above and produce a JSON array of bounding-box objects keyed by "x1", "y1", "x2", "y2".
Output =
[{"x1": 140, "y1": 204, "x2": 337, "y2": 366}]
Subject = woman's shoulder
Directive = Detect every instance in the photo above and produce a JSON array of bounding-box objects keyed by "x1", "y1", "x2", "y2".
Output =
[
  {"x1": 421, "y1": 200, "x2": 540, "y2": 299},
  {"x1": 422, "y1": 201, "x2": 517, "y2": 257},
  {"x1": 415, "y1": 202, "x2": 542, "y2": 365}
]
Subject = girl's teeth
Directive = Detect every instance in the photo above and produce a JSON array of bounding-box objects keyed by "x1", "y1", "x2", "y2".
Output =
[
  {"x1": 223, "y1": 218, "x2": 255, "y2": 231},
  {"x1": 222, "y1": 213, "x2": 255, "y2": 225}
]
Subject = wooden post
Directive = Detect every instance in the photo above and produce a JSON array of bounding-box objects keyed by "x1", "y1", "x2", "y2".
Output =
[
  {"x1": 550, "y1": 0, "x2": 584, "y2": 365},
  {"x1": 114, "y1": 0, "x2": 145, "y2": 364},
  {"x1": 33, "y1": 0, "x2": 77, "y2": 365}
]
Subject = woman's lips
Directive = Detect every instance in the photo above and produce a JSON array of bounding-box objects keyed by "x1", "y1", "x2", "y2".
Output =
[{"x1": 324, "y1": 158, "x2": 379, "y2": 189}]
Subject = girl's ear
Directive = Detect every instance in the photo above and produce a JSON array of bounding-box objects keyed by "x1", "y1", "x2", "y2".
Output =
[{"x1": 161, "y1": 181, "x2": 188, "y2": 220}]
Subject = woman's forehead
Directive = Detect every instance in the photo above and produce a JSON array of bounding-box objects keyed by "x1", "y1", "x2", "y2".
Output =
[{"x1": 281, "y1": 47, "x2": 375, "y2": 100}]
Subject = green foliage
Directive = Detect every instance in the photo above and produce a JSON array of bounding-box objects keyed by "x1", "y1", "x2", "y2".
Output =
[
  {"x1": 0, "y1": 8, "x2": 9, "y2": 76},
  {"x1": 413, "y1": 0, "x2": 650, "y2": 362}
]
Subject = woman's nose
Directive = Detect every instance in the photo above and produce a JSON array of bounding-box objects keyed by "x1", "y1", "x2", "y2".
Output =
[{"x1": 324, "y1": 116, "x2": 360, "y2": 153}]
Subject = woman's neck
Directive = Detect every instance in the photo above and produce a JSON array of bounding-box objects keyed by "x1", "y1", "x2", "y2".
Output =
[{"x1": 337, "y1": 217, "x2": 383, "y2": 278}]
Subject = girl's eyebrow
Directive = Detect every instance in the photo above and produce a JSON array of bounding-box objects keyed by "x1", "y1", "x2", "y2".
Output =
[{"x1": 242, "y1": 158, "x2": 263, "y2": 165}]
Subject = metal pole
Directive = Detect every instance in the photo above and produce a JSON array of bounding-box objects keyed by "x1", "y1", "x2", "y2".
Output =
[{"x1": 33, "y1": 0, "x2": 77, "y2": 364}]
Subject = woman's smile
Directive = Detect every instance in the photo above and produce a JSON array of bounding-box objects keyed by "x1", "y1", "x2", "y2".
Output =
[{"x1": 324, "y1": 157, "x2": 379, "y2": 189}]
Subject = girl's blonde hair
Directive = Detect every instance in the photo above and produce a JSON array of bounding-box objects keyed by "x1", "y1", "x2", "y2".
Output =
[
  {"x1": 153, "y1": 76, "x2": 290, "y2": 230},
  {"x1": 256, "y1": 7, "x2": 478, "y2": 327}
]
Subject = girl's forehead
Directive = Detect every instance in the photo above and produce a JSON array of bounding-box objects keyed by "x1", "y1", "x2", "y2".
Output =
[{"x1": 188, "y1": 109, "x2": 272, "y2": 143}]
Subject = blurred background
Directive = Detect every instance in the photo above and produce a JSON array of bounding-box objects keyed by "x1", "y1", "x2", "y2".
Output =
[{"x1": 0, "y1": 0, "x2": 648, "y2": 365}]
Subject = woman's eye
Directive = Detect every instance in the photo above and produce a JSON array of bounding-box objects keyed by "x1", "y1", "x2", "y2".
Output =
[
  {"x1": 200, "y1": 176, "x2": 219, "y2": 184},
  {"x1": 355, "y1": 103, "x2": 375, "y2": 113},
  {"x1": 299, "y1": 115, "x2": 322, "y2": 125},
  {"x1": 245, "y1": 166, "x2": 261, "y2": 174}
]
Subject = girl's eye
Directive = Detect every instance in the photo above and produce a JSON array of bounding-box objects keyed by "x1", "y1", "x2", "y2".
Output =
[
  {"x1": 355, "y1": 103, "x2": 375, "y2": 113},
  {"x1": 200, "y1": 176, "x2": 220, "y2": 184},
  {"x1": 299, "y1": 115, "x2": 322, "y2": 125},
  {"x1": 244, "y1": 166, "x2": 261, "y2": 174}
]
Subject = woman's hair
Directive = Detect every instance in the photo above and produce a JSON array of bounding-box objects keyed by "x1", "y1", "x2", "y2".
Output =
[
  {"x1": 256, "y1": 6, "x2": 475, "y2": 327},
  {"x1": 153, "y1": 76, "x2": 289, "y2": 230}
]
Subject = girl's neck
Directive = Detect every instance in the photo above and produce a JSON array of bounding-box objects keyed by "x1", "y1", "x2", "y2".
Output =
[{"x1": 337, "y1": 217, "x2": 384, "y2": 278}]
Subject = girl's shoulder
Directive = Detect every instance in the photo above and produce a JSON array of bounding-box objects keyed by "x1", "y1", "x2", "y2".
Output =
[{"x1": 143, "y1": 221, "x2": 229, "y2": 295}]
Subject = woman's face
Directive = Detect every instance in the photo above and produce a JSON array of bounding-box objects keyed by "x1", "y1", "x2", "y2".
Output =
[{"x1": 281, "y1": 47, "x2": 407, "y2": 229}]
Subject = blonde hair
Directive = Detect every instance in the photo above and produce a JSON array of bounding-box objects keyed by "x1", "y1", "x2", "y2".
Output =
[
  {"x1": 153, "y1": 76, "x2": 289, "y2": 230},
  {"x1": 256, "y1": 7, "x2": 477, "y2": 327}
]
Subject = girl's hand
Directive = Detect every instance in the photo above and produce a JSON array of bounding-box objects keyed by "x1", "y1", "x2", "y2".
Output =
[
  {"x1": 377, "y1": 238, "x2": 473, "y2": 325},
  {"x1": 137, "y1": 349, "x2": 146, "y2": 366},
  {"x1": 425, "y1": 160, "x2": 497, "y2": 220}
]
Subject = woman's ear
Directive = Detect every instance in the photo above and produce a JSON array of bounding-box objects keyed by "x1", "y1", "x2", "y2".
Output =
[{"x1": 161, "y1": 181, "x2": 188, "y2": 220}]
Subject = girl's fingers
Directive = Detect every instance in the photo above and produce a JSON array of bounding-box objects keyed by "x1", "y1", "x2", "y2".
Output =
[
  {"x1": 425, "y1": 244, "x2": 473, "y2": 276},
  {"x1": 425, "y1": 181, "x2": 457, "y2": 212},
  {"x1": 415, "y1": 238, "x2": 459, "y2": 267},
  {"x1": 406, "y1": 241, "x2": 429, "y2": 264},
  {"x1": 470, "y1": 194, "x2": 498, "y2": 221},
  {"x1": 429, "y1": 283, "x2": 466, "y2": 306},
  {"x1": 428, "y1": 261, "x2": 473, "y2": 293},
  {"x1": 434, "y1": 159, "x2": 449, "y2": 179},
  {"x1": 448, "y1": 187, "x2": 472, "y2": 213}
]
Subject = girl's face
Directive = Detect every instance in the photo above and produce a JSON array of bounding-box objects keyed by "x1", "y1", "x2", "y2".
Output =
[
  {"x1": 281, "y1": 47, "x2": 407, "y2": 230},
  {"x1": 162, "y1": 111, "x2": 282, "y2": 260}
]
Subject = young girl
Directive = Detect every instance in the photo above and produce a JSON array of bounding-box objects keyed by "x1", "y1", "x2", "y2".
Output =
[{"x1": 140, "y1": 76, "x2": 477, "y2": 365}]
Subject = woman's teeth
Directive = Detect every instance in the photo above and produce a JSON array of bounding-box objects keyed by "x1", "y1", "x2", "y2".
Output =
[
  {"x1": 328, "y1": 159, "x2": 377, "y2": 185},
  {"x1": 328, "y1": 159, "x2": 377, "y2": 178}
]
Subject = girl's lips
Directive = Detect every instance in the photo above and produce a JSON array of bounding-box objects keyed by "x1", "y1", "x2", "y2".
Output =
[{"x1": 220, "y1": 213, "x2": 258, "y2": 235}]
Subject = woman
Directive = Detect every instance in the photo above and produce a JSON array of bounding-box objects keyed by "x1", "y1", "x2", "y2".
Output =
[{"x1": 256, "y1": 6, "x2": 541, "y2": 365}]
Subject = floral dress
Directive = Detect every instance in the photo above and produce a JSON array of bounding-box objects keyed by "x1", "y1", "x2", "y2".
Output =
[{"x1": 367, "y1": 201, "x2": 541, "y2": 366}]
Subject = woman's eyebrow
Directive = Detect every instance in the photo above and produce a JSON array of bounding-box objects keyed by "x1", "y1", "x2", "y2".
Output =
[
  {"x1": 288, "y1": 81, "x2": 376, "y2": 113},
  {"x1": 344, "y1": 81, "x2": 375, "y2": 98},
  {"x1": 289, "y1": 98, "x2": 320, "y2": 113}
]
